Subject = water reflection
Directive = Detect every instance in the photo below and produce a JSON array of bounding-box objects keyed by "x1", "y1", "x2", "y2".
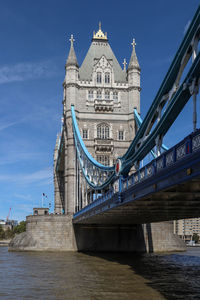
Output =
[{"x1": 0, "y1": 247, "x2": 200, "y2": 299}]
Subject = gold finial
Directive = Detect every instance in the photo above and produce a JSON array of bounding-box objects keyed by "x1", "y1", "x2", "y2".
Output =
[
  {"x1": 123, "y1": 58, "x2": 127, "y2": 71},
  {"x1": 69, "y1": 34, "x2": 75, "y2": 46},
  {"x1": 93, "y1": 22, "x2": 108, "y2": 40},
  {"x1": 131, "y1": 38, "x2": 136, "y2": 48}
]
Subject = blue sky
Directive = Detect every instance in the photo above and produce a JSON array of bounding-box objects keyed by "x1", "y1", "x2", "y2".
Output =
[{"x1": 0, "y1": 0, "x2": 199, "y2": 221}]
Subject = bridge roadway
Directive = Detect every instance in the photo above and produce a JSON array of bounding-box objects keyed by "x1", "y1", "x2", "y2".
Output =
[{"x1": 73, "y1": 129, "x2": 200, "y2": 225}]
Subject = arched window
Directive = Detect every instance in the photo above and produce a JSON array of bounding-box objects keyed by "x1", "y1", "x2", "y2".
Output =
[
  {"x1": 118, "y1": 130, "x2": 124, "y2": 140},
  {"x1": 97, "y1": 72, "x2": 102, "y2": 83},
  {"x1": 105, "y1": 90, "x2": 110, "y2": 100},
  {"x1": 83, "y1": 129, "x2": 88, "y2": 139},
  {"x1": 97, "y1": 123, "x2": 110, "y2": 139},
  {"x1": 88, "y1": 90, "x2": 93, "y2": 100},
  {"x1": 105, "y1": 72, "x2": 110, "y2": 83},
  {"x1": 113, "y1": 91, "x2": 118, "y2": 101},
  {"x1": 97, "y1": 90, "x2": 102, "y2": 99}
]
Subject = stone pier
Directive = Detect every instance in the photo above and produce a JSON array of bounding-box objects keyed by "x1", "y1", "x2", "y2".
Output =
[{"x1": 9, "y1": 215, "x2": 186, "y2": 252}]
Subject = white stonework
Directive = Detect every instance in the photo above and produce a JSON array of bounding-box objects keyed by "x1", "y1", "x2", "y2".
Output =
[{"x1": 54, "y1": 26, "x2": 141, "y2": 214}]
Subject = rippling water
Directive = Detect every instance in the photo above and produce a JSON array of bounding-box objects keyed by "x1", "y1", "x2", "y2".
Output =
[{"x1": 1, "y1": 247, "x2": 200, "y2": 299}]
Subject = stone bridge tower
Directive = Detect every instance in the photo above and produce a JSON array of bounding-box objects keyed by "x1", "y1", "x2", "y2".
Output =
[{"x1": 54, "y1": 24, "x2": 141, "y2": 215}]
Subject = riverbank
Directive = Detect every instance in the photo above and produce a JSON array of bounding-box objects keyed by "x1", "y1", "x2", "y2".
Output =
[{"x1": 0, "y1": 240, "x2": 11, "y2": 246}]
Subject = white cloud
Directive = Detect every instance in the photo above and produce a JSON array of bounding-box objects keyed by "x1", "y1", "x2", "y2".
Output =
[
  {"x1": 14, "y1": 193, "x2": 32, "y2": 201},
  {"x1": 0, "y1": 120, "x2": 22, "y2": 131},
  {"x1": 184, "y1": 20, "x2": 191, "y2": 34},
  {"x1": 0, "y1": 60, "x2": 60, "y2": 84},
  {"x1": 0, "y1": 151, "x2": 42, "y2": 166},
  {"x1": 0, "y1": 167, "x2": 52, "y2": 185}
]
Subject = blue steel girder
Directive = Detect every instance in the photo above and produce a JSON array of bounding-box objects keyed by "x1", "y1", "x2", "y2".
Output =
[
  {"x1": 73, "y1": 129, "x2": 200, "y2": 224},
  {"x1": 121, "y1": 52, "x2": 200, "y2": 175},
  {"x1": 71, "y1": 105, "x2": 115, "y2": 190},
  {"x1": 134, "y1": 108, "x2": 168, "y2": 159},
  {"x1": 122, "y1": 6, "x2": 200, "y2": 165},
  {"x1": 119, "y1": 7, "x2": 200, "y2": 175}
]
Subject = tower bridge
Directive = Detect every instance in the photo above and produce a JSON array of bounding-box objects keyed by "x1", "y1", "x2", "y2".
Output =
[
  {"x1": 55, "y1": 6, "x2": 200, "y2": 220},
  {"x1": 9, "y1": 6, "x2": 200, "y2": 252},
  {"x1": 50, "y1": 6, "x2": 200, "y2": 252}
]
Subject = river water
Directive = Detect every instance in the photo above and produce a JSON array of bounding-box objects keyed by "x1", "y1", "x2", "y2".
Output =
[{"x1": 1, "y1": 247, "x2": 200, "y2": 300}]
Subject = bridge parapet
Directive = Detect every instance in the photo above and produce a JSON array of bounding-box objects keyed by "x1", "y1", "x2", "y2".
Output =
[
  {"x1": 73, "y1": 129, "x2": 200, "y2": 224},
  {"x1": 121, "y1": 129, "x2": 200, "y2": 192}
]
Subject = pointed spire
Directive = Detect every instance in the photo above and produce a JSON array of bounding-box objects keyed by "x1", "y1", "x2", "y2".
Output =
[
  {"x1": 123, "y1": 58, "x2": 127, "y2": 71},
  {"x1": 66, "y1": 34, "x2": 79, "y2": 68},
  {"x1": 128, "y1": 39, "x2": 140, "y2": 71}
]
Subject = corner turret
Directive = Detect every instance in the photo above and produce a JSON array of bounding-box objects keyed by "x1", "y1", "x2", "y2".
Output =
[{"x1": 127, "y1": 39, "x2": 141, "y2": 114}]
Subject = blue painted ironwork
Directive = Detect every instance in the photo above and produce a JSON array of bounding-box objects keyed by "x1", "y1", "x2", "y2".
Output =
[
  {"x1": 118, "y1": 6, "x2": 200, "y2": 174},
  {"x1": 73, "y1": 128, "x2": 200, "y2": 221},
  {"x1": 134, "y1": 108, "x2": 168, "y2": 158},
  {"x1": 121, "y1": 50, "x2": 200, "y2": 175},
  {"x1": 71, "y1": 105, "x2": 115, "y2": 189}
]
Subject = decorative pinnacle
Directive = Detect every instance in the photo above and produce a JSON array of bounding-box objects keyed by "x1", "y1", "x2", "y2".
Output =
[
  {"x1": 123, "y1": 58, "x2": 127, "y2": 71},
  {"x1": 66, "y1": 34, "x2": 79, "y2": 68},
  {"x1": 131, "y1": 38, "x2": 136, "y2": 48},
  {"x1": 93, "y1": 22, "x2": 108, "y2": 40},
  {"x1": 69, "y1": 34, "x2": 75, "y2": 46}
]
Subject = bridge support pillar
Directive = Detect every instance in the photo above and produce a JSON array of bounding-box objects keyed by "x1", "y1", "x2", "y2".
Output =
[
  {"x1": 9, "y1": 216, "x2": 185, "y2": 253},
  {"x1": 143, "y1": 221, "x2": 186, "y2": 253},
  {"x1": 73, "y1": 221, "x2": 186, "y2": 253}
]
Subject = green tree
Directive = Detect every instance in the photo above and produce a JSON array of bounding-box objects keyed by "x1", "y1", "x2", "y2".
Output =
[
  {"x1": 5, "y1": 227, "x2": 14, "y2": 239},
  {"x1": 192, "y1": 233, "x2": 199, "y2": 244},
  {"x1": 0, "y1": 225, "x2": 5, "y2": 240},
  {"x1": 13, "y1": 221, "x2": 26, "y2": 235}
]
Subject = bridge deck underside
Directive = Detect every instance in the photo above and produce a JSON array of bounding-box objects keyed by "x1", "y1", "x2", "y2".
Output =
[{"x1": 73, "y1": 150, "x2": 200, "y2": 225}]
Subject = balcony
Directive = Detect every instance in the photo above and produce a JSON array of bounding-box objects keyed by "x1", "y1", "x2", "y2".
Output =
[
  {"x1": 94, "y1": 138, "x2": 114, "y2": 153},
  {"x1": 94, "y1": 99, "x2": 114, "y2": 112}
]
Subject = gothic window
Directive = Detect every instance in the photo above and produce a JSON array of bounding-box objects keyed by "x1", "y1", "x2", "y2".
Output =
[
  {"x1": 97, "y1": 123, "x2": 110, "y2": 139},
  {"x1": 105, "y1": 90, "x2": 110, "y2": 100},
  {"x1": 83, "y1": 129, "x2": 88, "y2": 139},
  {"x1": 118, "y1": 130, "x2": 124, "y2": 140},
  {"x1": 97, "y1": 155, "x2": 110, "y2": 166},
  {"x1": 97, "y1": 90, "x2": 102, "y2": 99},
  {"x1": 105, "y1": 72, "x2": 110, "y2": 84},
  {"x1": 88, "y1": 90, "x2": 93, "y2": 100},
  {"x1": 97, "y1": 72, "x2": 102, "y2": 83},
  {"x1": 113, "y1": 91, "x2": 118, "y2": 101}
]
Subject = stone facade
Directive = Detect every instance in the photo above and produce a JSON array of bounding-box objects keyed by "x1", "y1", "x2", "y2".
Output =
[{"x1": 54, "y1": 26, "x2": 140, "y2": 214}]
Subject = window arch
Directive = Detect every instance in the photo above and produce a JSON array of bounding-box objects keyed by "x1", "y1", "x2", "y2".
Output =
[
  {"x1": 97, "y1": 123, "x2": 110, "y2": 139},
  {"x1": 105, "y1": 90, "x2": 110, "y2": 100},
  {"x1": 88, "y1": 90, "x2": 93, "y2": 100},
  {"x1": 105, "y1": 72, "x2": 110, "y2": 83},
  {"x1": 113, "y1": 91, "x2": 118, "y2": 101},
  {"x1": 97, "y1": 90, "x2": 102, "y2": 99},
  {"x1": 97, "y1": 72, "x2": 102, "y2": 83}
]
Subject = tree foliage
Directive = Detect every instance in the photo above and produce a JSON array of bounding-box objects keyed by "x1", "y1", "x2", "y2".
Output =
[
  {"x1": 192, "y1": 233, "x2": 199, "y2": 243},
  {"x1": 5, "y1": 227, "x2": 14, "y2": 239},
  {"x1": 0, "y1": 221, "x2": 26, "y2": 240},
  {"x1": 13, "y1": 221, "x2": 26, "y2": 234},
  {"x1": 0, "y1": 225, "x2": 5, "y2": 240}
]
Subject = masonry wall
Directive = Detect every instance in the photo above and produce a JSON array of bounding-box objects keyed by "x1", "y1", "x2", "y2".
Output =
[{"x1": 9, "y1": 216, "x2": 186, "y2": 252}]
